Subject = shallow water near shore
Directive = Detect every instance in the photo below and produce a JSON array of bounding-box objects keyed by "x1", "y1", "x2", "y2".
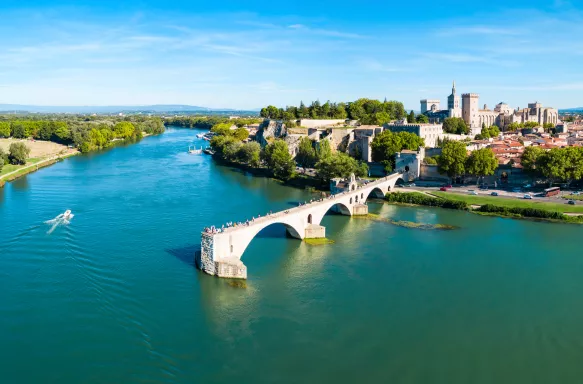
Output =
[{"x1": 2, "y1": 128, "x2": 583, "y2": 384}]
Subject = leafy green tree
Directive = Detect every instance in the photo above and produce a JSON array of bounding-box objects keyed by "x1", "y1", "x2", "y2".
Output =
[
  {"x1": 424, "y1": 156, "x2": 437, "y2": 165},
  {"x1": 416, "y1": 114, "x2": 429, "y2": 123},
  {"x1": 374, "y1": 111, "x2": 391, "y2": 125},
  {"x1": 316, "y1": 152, "x2": 368, "y2": 182},
  {"x1": 443, "y1": 117, "x2": 469, "y2": 135},
  {"x1": 437, "y1": 140, "x2": 468, "y2": 181},
  {"x1": 296, "y1": 136, "x2": 316, "y2": 169},
  {"x1": 0, "y1": 122, "x2": 11, "y2": 138},
  {"x1": 210, "y1": 122, "x2": 233, "y2": 136},
  {"x1": 113, "y1": 122, "x2": 136, "y2": 139},
  {"x1": 370, "y1": 131, "x2": 424, "y2": 162},
  {"x1": 316, "y1": 139, "x2": 332, "y2": 161},
  {"x1": 298, "y1": 101, "x2": 309, "y2": 119},
  {"x1": 237, "y1": 142, "x2": 261, "y2": 167},
  {"x1": 506, "y1": 122, "x2": 522, "y2": 132},
  {"x1": 262, "y1": 140, "x2": 295, "y2": 180},
  {"x1": 521, "y1": 146, "x2": 544, "y2": 176},
  {"x1": 11, "y1": 122, "x2": 27, "y2": 138},
  {"x1": 524, "y1": 121, "x2": 539, "y2": 129},
  {"x1": 537, "y1": 147, "x2": 583, "y2": 185},
  {"x1": 408, "y1": 110, "x2": 415, "y2": 123},
  {"x1": 465, "y1": 148, "x2": 498, "y2": 182},
  {"x1": 233, "y1": 127, "x2": 249, "y2": 141},
  {"x1": 210, "y1": 134, "x2": 237, "y2": 156},
  {"x1": 8, "y1": 142, "x2": 31, "y2": 165}
]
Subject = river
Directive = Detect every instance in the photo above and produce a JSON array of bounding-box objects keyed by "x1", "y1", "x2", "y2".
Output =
[{"x1": 1, "y1": 127, "x2": 583, "y2": 384}]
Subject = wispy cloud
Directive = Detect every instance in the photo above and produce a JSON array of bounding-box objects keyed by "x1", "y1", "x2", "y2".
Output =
[{"x1": 437, "y1": 26, "x2": 524, "y2": 36}]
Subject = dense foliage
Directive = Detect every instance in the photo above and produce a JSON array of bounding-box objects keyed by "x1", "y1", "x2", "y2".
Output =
[
  {"x1": 521, "y1": 146, "x2": 583, "y2": 184},
  {"x1": 315, "y1": 152, "x2": 368, "y2": 182},
  {"x1": 0, "y1": 115, "x2": 165, "y2": 153},
  {"x1": 442, "y1": 117, "x2": 469, "y2": 135},
  {"x1": 475, "y1": 124, "x2": 500, "y2": 140},
  {"x1": 370, "y1": 131, "x2": 425, "y2": 164},
  {"x1": 261, "y1": 140, "x2": 296, "y2": 180},
  {"x1": 260, "y1": 98, "x2": 406, "y2": 125},
  {"x1": 385, "y1": 192, "x2": 469, "y2": 210},
  {"x1": 165, "y1": 116, "x2": 260, "y2": 129},
  {"x1": 477, "y1": 204, "x2": 567, "y2": 220},
  {"x1": 465, "y1": 148, "x2": 498, "y2": 178},
  {"x1": 437, "y1": 140, "x2": 468, "y2": 179},
  {"x1": 8, "y1": 142, "x2": 31, "y2": 165}
]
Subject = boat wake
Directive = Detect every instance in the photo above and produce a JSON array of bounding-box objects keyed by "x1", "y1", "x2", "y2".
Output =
[{"x1": 45, "y1": 210, "x2": 74, "y2": 234}]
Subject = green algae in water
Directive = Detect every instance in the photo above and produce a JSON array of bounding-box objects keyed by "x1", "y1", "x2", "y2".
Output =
[
  {"x1": 304, "y1": 238, "x2": 335, "y2": 245},
  {"x1": 227, "y1": 280, "x2": 248, "y2": 289},
  {"x1": 355, "y1": 213, "x2": 459, "y2": 230}
]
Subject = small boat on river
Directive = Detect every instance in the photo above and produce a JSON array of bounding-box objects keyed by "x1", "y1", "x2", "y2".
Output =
[{"x1": 188, "y1": 146, "x2": 203, "y2": 155}]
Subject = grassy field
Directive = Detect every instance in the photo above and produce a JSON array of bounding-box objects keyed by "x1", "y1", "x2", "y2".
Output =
[
  {"x1": 432, "y1": 191, "x2": 583, "y2": 213},
  {"x1": 0, "y1": 157, "x2": 43, "y2": 177}
]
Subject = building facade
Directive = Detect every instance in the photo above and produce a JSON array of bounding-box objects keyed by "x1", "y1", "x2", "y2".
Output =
[{"x1": 422, "y1": 82, "x2": 559, "y2": 132}]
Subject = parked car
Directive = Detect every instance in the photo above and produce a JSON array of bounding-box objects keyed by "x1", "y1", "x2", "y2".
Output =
[
  {"x1": 491, "y1": 192, "x2": 499, "y2": 196},
  {"x1": 568, "y1": 200, "x2": 576, "y2": 205},
  {"x1": 571, "y1": 192, "x2": 581, "y2": 196},
  {"x1": 479, "y1": 184, "x2": 488, "y2": 190},
  {"x1": 445, "y1": 184, "x2": 452, "y2": 188},
  {"x1": 440, "y1": 187, "x2": 448, "y2": 192},
  {"x1": 469, "y1": 191, "x2": 478, "y2": 195},
  {"x1": 513, "y1": 187, "x2": 521, "y2": 193},
  {"x1": 524, "y1": 194, "x2": 533, "y2": 199}
]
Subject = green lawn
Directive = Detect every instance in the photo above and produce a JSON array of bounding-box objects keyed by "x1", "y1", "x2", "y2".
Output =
[
  {"x1": 432, "y1": 191, "x2": 583, "y2": 213},
  {"x1": 0, "y1": 157, "x2": 44, "y2": 177}
]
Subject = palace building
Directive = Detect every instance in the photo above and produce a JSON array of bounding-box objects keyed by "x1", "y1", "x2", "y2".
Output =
[{"x1": 422, "y1": 82, "x2": 559, "y2": 134}]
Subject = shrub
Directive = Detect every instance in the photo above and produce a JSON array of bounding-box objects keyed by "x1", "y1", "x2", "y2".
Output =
[
  {"x1": 8, "y1": 142, "x2": 31, "y2": 165},
  {"x1": 385, "y1": 192, "x2": 469, "y2": 210},
  {"x1": 477, "y1": 204, "x2": 566, "y2": 220}
]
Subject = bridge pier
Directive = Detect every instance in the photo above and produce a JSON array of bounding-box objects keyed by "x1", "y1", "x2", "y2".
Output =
[
  {"x1": 352, "y1": 203, "x2": 368, "y2": 216},
  {"x1": 305, "y1": 224, "x2": 325, "y2": 239}
]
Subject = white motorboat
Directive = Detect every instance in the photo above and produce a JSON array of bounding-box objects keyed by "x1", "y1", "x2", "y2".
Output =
[
  {"x1": 196, "y1": 134, "x2": 204, "y2": 138},
  {"x1": 63, "y1": 210, "x2": 73, "y2": 219}
]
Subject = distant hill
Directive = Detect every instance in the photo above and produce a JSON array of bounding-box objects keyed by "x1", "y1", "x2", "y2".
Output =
[
  {"x1": 0, "y1": 104, "x2": 254, "y2": 114},
  {"x1": 560, "y1": 107, "x2": 583, "y2": 113}
]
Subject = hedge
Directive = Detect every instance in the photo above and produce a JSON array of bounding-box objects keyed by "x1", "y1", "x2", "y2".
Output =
[
  {"x1": 477, "y1": 204, "x2": 566, "y2": 220},
  {"x1": 385, "y1": 192, "x2": 469, "y2": 210}
]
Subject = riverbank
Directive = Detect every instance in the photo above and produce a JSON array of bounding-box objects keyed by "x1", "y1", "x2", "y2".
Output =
[
  {"x1": 385, "y1": 192, "x2": 583, "y2": 224},
  {"x1": 212, "y1": 154, "x2": 327, "y2": 192}
]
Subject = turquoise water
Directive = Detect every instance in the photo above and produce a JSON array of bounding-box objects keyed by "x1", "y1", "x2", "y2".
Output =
[{"x1": 2, "y1": 128, "x2": 583, "y2": 383}]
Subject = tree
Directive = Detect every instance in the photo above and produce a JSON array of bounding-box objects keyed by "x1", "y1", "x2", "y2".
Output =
[
  {"x1": 416, "y1": 114, "x2": 429, "y2": 123},
  {"x1": 537, "y1": 147, "x2": 583, "y2": 185},
  {"x1": 316, "y1": 139, "x2": 332, "y2": 161},
  {"x1": 408, "y1": 110, "x2": 415, "y2": 124},
  {"x1": 316, "y1": 152, "x2": 368, "y2": 182},
  {"x1": 233, "y1": 127, "x2": 249, "y2": 141},
  {"x1": 237, "y1": 142, "x2": 261, "y2": 167},
  {"x1": 11, "y1": 122, "x2": 27, "y2": 138},
  {"x1": 262, "y1": 140, "x2": 295, "y2": 180},
  {"x1": 296, "y1": 136, "x2": 316, "y2": 169},
  {"x1": 113, "y1": 122, "x2": 136, "y2": 139},
  {"x1": 8, "y1": 142, "x2": 31, "y2": 165},
  {"x1": 443, "y1": 117, "x2": 469, "y2": 135},
  {"x1": 370, "y1": 131, "x2": 424, "y2": 163},
  {"x1": 0, "y1": 122, "x2": 10, "y2": 138},
  {"x1": 437, "y1": 140, "x2": 467, "y2": 181},
  {"x1": 465, "y1": 148, "x2": 498, "y2": 182},
  {"x1": 506, "y1": 122, "x2": 522, "y2": 132},
  {"x1": 521, "y1": 146, "x2": 544, "y2": 176},
  {"x1": 298, "y1": 101, "x2": 309, "y2": 119},
  {"x1": 424, "y1": 156, "x2": 437, "y2": 165}
]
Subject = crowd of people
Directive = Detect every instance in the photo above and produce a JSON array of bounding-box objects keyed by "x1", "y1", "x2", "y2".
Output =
[{"x1": 202, "y1": 176, "x2": 390, "y2": 235}]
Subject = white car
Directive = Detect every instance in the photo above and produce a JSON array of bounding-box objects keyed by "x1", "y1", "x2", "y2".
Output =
[
  {"x1": 469, "y1": 191, "x2": 478, "y2": 195},
  {"x1": 524, "y1": 194, "x2": 533, "y2": 200}
]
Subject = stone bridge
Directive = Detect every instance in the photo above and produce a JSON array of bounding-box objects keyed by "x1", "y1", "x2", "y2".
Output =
[{"x1": 197, "y1": 173, "x2": 405, "y2": 279}]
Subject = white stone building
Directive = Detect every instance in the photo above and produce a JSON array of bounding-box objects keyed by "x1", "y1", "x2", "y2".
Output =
[{"x1": 422, "y1": 82, "x2": 559, "y2": 133}]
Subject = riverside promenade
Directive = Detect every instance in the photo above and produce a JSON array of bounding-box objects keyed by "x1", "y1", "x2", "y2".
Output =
[{"x1": 197, "y1": 172, "x2": 404, "y2": 279}]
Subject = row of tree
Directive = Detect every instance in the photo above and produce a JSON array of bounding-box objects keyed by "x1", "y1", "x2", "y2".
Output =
[
  {"x1": 0, "y1": 117, "x2": 165, "y2": 153},
  {"x1": 165, "y1": 116, "x2": 261, "y2": 129},
  {"x1": 506, "y1": 121, "x2": 554, "y2": 132},
  {"x1": 521, "y1": 146, "x2": 583, "y2": 184},
  {"x1": 260, "y1": 98, "x2": 407, "y2": 126},
  {"x1": 437, "y1": 141, "x2": 498, "y2": 181}
]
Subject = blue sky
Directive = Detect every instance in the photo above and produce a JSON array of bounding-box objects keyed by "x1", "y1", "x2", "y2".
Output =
[{"x1": 1, "y1": 0, "x2": 582, "y2": 110}]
